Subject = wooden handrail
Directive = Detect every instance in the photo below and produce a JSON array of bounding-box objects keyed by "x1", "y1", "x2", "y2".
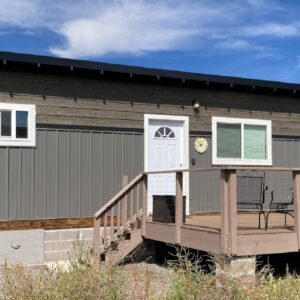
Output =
[
  {"x1": 145, "y1": 166, "x2": 300, "y2": 175},
  {"x1": 94, "y1": 173, "x2": 144, "y2": 219}
]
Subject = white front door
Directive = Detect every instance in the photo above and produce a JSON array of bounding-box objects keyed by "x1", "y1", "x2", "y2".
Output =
[{"x1": 147, "y1": 119, "x2": 183, "y2": 213}]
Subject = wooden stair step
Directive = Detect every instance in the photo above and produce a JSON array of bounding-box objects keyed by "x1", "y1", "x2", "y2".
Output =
[{"x1": 104, "y1": 229, "x2": 143, "y2": 265}]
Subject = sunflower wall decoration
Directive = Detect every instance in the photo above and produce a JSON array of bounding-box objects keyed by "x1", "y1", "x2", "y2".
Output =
[{"x1": 194, "y1": 137, "x2": 208, "y2": 154}]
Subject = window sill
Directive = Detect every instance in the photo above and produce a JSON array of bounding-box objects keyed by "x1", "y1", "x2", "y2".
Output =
[
  {"x1": 212, "y1": 158, "x2": 273, "y2": 166},
  {"x1": 0, "y1": 140, "x2": 36, "y2": 147}
]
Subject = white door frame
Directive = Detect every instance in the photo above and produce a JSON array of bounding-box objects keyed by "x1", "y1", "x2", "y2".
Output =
[{"x1": 144, "y1": 114, "x2": 190, "y2": 215}]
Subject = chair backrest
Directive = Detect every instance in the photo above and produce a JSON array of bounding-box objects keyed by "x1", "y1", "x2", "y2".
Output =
[
  {"x1": 270, "y1": 189, "x2": 293, "y2": 206},
  {"x1": 237, "y1": 170, "x2": 265, "y2": 210}
]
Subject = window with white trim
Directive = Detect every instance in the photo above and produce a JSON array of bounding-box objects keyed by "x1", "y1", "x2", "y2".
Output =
[
  {"x1": 0, "y1": 103, "x2": 36, "y2": 147},
  {"x1": 212, "y1": 117, "x2": 272, "y2": 165}
]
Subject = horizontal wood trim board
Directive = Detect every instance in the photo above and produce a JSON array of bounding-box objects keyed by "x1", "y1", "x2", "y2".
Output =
[
  {"x1": 237, "y1": 232, "x2": 298, "y2": 256},
  {"x1": 36, "y1": 114, "x2": 144, "y2": 129},
  {"x1": 191, "y1": 211, "x2": 260, "y2": 216},
  {"x1": 144, "y1": 221, "x2": 176, "y2": 244},
  {"x1": 180, "y1": 227, "x2": 221, "y2": 253},
  {"x1": 0, "y1": 217, "x2": 118, "y2": 231},
  {"x1": 37, "y1": 107, "x2": 300, "y2": 131},
  {"x1": 36, "y1": 116, "x2": 300, "y2": 135},
  {"x1": 145, "y1": 167, "x2": 300, "y2": 174},
  {"x1": 0, "y1": 92, "x2": 297, "y2": 120},
  {"x1": 2, "y1": 71, "x2": 300, "y2": 116},
  {"x1": 1, "y1": 73, "x2": 300, "y2": 109},
  {"x1": 36, "y1": 111, "x2": 212, "y2": 127},
  {"x1": 2, "y1": 92, "x2": 300, "y2": 135},
  {"x1": 0, "y1": 92, "x2": 195, "y2": 115},
  {"x1": 2, "y1": 92, "x2": 300, "y2": 123},
  {"x1": 36, "y1": 106, "x2": 300, "y2": 126}
]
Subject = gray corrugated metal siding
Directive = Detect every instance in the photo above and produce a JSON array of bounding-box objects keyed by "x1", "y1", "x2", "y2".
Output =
[
  {"x1": 0, "y1": 128, "x2": 299, "y2": 220},
  {"x1": 0, "y1": 128, "x2": 143, "y2": 220}
]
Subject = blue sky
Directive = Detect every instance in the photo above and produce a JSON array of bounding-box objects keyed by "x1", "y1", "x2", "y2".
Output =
[{"x1": 0, "y1": 0, "x2": 300, "y2": 83}]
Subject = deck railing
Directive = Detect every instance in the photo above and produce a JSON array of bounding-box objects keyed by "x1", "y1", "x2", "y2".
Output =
[
  {"x1": 94, "y1": 167, "x2": 300, "y2": 257},
  {"x1": 93, "y1": 173, "x2": 147, "y2": 257},
  {"x1": 144, "y1": 167, "x2": 300, "y2": 255}
]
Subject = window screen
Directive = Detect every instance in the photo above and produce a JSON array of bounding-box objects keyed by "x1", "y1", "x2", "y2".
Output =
[
  {"x1": 217, "y1": 123, "x2": 241, "y2": 158},
  {"x1": 0, "y1": 110, "x2": 12, "y2": 137},
  {"x1": 16, "y1": 111, "x2": 28, "y2": 139},
  {"x1": 244, "y1": 125, "x2": 267, "y2": 159}
]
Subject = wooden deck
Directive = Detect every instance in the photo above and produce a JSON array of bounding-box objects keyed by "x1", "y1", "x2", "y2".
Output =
[
  {"x1": 144, "y1": 212, "x2": 298, "y2": 256},
  {"x1": 186, "y1": 212, "x2": 294, "y2": 234},
  {"x1": 94, "y1": 168, "x2": 300, "y2": 261}
]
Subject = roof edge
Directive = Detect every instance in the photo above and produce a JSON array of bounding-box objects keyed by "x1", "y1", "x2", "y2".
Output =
[{"x1": 0, "y1": 51, "x2": 300, "y2": 93}]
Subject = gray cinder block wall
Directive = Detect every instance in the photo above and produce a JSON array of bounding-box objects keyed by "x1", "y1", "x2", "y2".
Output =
[
  {"x1": 0, "y1": 228, "x2": 103, "y2": 264},
  {"x1": 44, "y1": 228, "x2": 96, "y2": 262}
]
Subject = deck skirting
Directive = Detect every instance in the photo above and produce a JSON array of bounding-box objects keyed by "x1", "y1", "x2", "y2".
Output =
[{"x1": 144, "y1": 216, "x2": 300, "y2": 256}]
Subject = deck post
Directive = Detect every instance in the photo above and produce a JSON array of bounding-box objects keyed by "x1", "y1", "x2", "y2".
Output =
[
  {"x1": 122, "y1": 175, "x2": 128, "y2": 227},
  {"x1": 142, "y1": 174, "x2": 148, "y2": 236},
  {"x1": 220, "y1": 170, "x2": 229, "y2": 254},
  {"x1": 228, "y1": 169, "x2": 238, "y2": 255},
  {"x1": 175, "y1": 171, "x2": 183, "y2": 244},
  {"x1": 93, "y1": 216, "x2": 100, "y2": 259},
  {"x1": 293, "y1": 171, "x2": 300, "y2": 249},
  {"x1": 221, "y1": 169, "x2": 237, "y2": 255}
]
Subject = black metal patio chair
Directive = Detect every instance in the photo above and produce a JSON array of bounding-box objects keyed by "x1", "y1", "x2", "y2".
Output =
[
  {"x1": 265, "y1": 187, "x2": 294, "y2": 229},
  {"x1": 237, "y1": 170, "x2": 266, "y2": 229}
]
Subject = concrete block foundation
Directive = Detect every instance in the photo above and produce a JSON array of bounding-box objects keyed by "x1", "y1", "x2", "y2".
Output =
[
  {"x1": 216, "y1": 256, "x2": 256, "y2": 285},
  {"x1": 44, "y1": 228, "x2": 100, "y2": 262}
]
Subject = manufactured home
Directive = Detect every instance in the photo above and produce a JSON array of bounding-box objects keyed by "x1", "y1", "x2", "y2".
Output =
[{"x1": 1, "y1": 51, "x2": 300, "y2": 271}]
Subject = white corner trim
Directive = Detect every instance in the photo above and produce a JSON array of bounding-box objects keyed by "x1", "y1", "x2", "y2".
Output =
[
  {"x1": 212, "y1": 116, "x2": 272, "y2": 166},
  {"x1": 144, "y1": 114, "x2": 190, "y2": 215},
  {"x1": 0, "y1": 103, "x2": 36, "y2": 147}
]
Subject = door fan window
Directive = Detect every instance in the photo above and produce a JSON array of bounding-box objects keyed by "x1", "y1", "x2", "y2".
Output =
[{"x1": 154, "y1": 127, "x2": 175, "y2": 139}]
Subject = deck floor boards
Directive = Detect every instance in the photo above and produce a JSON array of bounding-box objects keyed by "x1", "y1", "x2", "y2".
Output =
[
  {"x1": 146, "y1": 212, "x2": 298, "y2": 255},
  {"x1": 148, "y1": 212, "x2": 295, "y2": 234},
  {"x1": 185, "y1": 212, "x2": 295, "y2": 234}
]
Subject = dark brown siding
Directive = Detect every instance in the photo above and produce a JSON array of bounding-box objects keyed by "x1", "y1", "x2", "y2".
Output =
[{"x1": 1, "y1": 70, "x2": 300, "y2": 135}]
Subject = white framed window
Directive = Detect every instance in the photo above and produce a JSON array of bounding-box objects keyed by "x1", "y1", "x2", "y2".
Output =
[
  {"x1": 212, "y1": 117, "x2": 272, "y2": 166},
  {"x1": 0, "y1": 103, "x2": 36, "y2": 147}
]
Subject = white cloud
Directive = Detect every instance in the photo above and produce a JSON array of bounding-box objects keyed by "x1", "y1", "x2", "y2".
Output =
[
  {"x1": 217, "y1": 39, "x2": 252, "y2": 50},
  {"x1": 215, "y1": 38, "x2": 280, "y2": 60},
  {"x1": 0, "y1": 0, "x2": 299, "y2": 58},
  {"x1": 243, "y1": 23, "x2": 299, "y2": 38},
  {"x1": 50, "y1": 0, "x2": 239, "y2": 58},
  {"x1": 0, "y1": 0, "x2": 40, "y2": 27},
  {"x1": 50, "y1": 1, "x2": 202, "y2": 57}
]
